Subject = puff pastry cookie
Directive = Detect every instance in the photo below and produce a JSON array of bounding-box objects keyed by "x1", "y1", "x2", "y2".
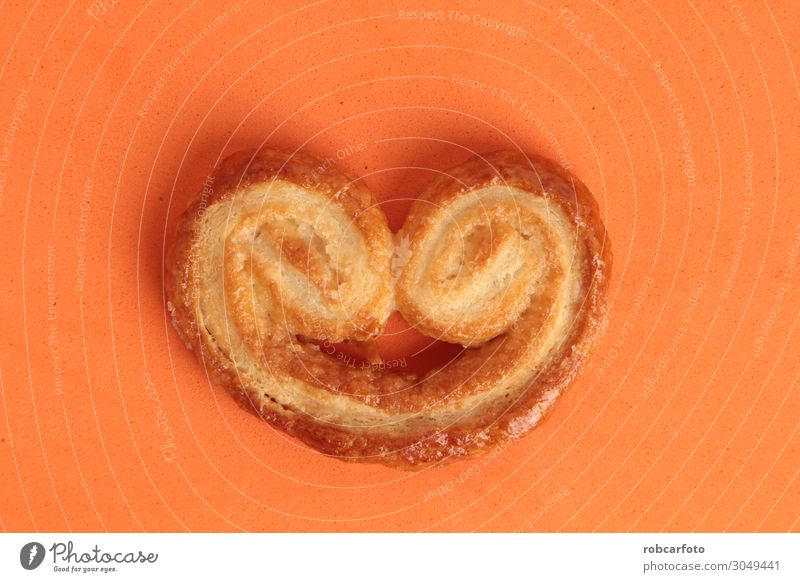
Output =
[{"x1": 166, "y1": 147, "x2": 611, "y2": 469}]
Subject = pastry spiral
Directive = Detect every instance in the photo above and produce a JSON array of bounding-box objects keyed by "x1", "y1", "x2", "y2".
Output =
[{"x1": 166, "y1": 147, "x2": 611, "y2": 469}]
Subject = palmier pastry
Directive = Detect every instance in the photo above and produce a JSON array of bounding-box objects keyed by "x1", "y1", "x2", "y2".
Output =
[{"x1": 166, "y1": 147, "x2": 611, "y2": 469}]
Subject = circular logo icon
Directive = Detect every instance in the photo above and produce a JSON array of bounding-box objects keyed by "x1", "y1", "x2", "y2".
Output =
[{"x1": 20, "y1": 542, "x2": 46, "y2": 570}]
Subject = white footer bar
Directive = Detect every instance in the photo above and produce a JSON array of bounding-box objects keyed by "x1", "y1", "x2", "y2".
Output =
[{"x1": 1, "y1": 533, "x2": 797, "y2": 581}]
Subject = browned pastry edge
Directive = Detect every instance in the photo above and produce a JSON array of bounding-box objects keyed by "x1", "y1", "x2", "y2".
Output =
[{"x1": 166, "y1": 147, "x2": 612, "y2": 469}]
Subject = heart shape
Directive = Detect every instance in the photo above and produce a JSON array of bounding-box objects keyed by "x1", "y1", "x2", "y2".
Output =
[{"x1": 166, "y1": 147, "x2": 611, "y2": 469}]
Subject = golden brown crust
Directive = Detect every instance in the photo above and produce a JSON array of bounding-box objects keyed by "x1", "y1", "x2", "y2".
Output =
[{"x1": 166, "y1": 147, "x2": 611, "y2": 469}]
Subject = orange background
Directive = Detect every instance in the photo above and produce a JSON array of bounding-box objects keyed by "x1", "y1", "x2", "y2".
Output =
[{"x1": 1, "y1": 0, "x2": 798, "y2": 532}]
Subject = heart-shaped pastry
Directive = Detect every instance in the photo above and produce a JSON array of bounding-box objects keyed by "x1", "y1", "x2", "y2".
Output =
[{"x1": 166, "y1": 147, "x2": 611, "y2": 469}]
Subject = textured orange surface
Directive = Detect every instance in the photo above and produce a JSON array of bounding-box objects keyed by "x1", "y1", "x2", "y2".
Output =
[{"x1": 0, "y1": 0, "x2": 798, "y2": 532}]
